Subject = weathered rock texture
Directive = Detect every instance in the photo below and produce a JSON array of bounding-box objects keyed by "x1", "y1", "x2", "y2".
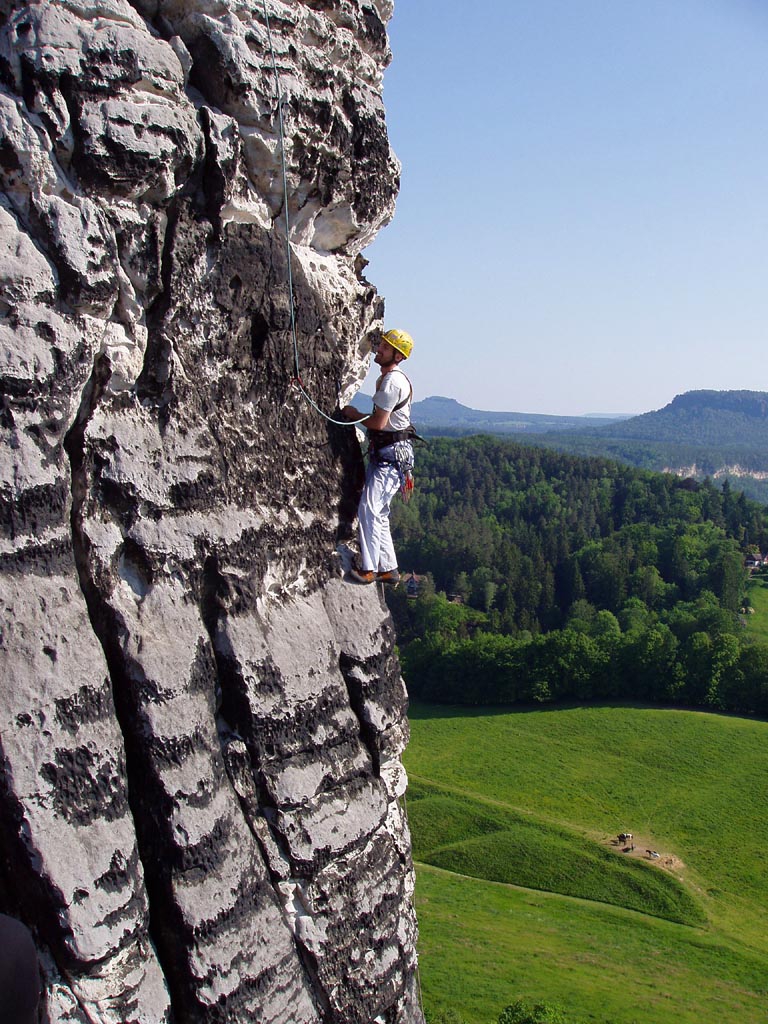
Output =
[{"x1": 0, "y1": 1, "x2": 422, "y2": 1021}]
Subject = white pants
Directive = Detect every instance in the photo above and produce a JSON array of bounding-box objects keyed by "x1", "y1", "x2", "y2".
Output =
[{"x1": 358, "y1": 447, "x2": 403, "y2": 572}]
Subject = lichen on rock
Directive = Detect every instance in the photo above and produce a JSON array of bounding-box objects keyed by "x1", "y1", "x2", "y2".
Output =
[{"x1": 0, "y1": 1, "x2": 421, "y2": 1021}]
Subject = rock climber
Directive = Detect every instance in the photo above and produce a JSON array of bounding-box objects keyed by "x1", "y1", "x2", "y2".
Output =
[{"x1": 341, "y1": 328, "x2": 415, "y2": 585}]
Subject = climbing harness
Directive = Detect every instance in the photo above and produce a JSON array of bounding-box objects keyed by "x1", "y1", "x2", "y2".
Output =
[
  {"x1": 261, "y1": 0, "x2": 360, "y2": 428},
  {"x1": 370, "y1": 439, "x2": 415, "y2": 502}
]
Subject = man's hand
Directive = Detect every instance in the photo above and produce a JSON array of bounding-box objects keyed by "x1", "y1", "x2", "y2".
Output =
[{"x1": 341, "y1": 405, "x2": 365, "y2": 422}]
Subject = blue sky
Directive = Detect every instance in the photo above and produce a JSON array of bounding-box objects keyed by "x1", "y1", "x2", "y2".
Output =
[{"x1": 362, "y1": 0, "x2": 768, "y2": 415}]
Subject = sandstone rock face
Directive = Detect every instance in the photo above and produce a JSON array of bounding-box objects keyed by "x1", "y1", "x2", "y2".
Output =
[{"x1": 0, "y1": 1, "x2": 422, "y2": 1021}]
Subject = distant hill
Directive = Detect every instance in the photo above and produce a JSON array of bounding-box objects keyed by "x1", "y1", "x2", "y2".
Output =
[
  {"x1": 592, "y1": 390, "x2": 768, "y2": 445},
  {"x1": 359, "y1": 394, "x2": 629, "y2": 434},
  {"x1": 530, "y1": 391, "x2": 768, "y2": 504},
  {"x1": 356, "y1": 389, "x2": 768, "y2": 504},
  {"x1": 412, "y1": 396, "x2": 630, "y2": 433}
]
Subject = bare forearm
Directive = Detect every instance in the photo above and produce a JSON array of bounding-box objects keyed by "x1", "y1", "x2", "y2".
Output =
[{"x1": 340, "y1": 405, "x2": 390, "y2": 430}]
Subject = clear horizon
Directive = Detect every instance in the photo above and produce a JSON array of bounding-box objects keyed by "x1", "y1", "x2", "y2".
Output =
[{"x1": 361, "y1": 1, "x2": 768, "y2": 417}]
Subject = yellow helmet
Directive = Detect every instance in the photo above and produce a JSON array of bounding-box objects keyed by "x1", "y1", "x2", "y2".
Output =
[{"x1": 381, "y1": 328, "x2": 414, "y2": 359}]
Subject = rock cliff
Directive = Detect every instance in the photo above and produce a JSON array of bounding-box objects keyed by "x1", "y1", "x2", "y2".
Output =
[{"x1": 0, "y1": 2, "x2": 422, "y2": 1021}]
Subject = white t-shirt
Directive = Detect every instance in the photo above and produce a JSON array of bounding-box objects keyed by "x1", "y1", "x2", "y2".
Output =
[{"x1": 372, "y1": 368, "x2": 412, "y2": 432}]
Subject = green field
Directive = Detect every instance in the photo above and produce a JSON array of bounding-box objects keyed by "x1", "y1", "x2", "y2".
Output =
[
  {"x1": 404, "y1": 703, "x2": 768, "y2": 1023},
  {"x1": 745, "y1": 574, "x2": 768, "y2": 641}
]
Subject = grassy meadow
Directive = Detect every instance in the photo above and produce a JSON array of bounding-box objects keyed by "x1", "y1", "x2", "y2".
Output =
[
  {"x1": 745, "y1": 573, "x2": 768, "y2": 641},
  {"x1": 403, "y1": 702, "x2": 768, "y2": 1024}
]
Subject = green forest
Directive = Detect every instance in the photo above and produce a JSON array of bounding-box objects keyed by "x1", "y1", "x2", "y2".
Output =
[
  {"x1": 413, "y1": 390, "x2": 768, "y2": 503},
  {"x1": 388, "y1": 436, "x2": 768, "y2": 715},
  {"x1": 528, "y1": 435, "x2": 768, "y2": 504}
]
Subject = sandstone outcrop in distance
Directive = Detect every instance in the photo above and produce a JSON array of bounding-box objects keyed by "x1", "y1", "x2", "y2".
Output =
[{"x1": 0, "y1": 1, "x2": 422, "y2": 1020}]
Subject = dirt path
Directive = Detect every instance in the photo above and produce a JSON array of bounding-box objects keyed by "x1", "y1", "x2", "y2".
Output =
[{"x1": 604, "y1": 834, "x2": 685, "y2": 873}]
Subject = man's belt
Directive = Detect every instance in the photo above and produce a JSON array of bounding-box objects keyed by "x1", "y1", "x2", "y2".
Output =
[{"x1": 368, "y1": 427, "x2": 413, "y2": 450}]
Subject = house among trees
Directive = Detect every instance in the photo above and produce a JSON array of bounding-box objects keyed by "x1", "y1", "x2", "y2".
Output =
[
  {"x1": 403, "y1": 572, "x2": 426, "y2": 599},
  {"x1": 745, "y1": 553, "x2": 767, "y2": 571}
]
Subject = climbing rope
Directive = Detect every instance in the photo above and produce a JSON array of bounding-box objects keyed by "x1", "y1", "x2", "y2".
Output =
[{"x1": 261, "y1": 0, "x2": 361, "y2": 428}]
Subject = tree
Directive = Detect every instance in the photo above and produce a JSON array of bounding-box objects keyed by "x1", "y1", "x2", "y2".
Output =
[
  {"x1": 592, "y1": 609, "x2": 621, "y2": 642},
  {"x1": 707, "y1": 541, "x2": 746, "y2": 613},
  {"x1": 735, "y1": 643, "x2": 768, "y2": 714},
  {"x1": 681, "y1": 631, "x2": 713, "y2": 705},
  {"x1": 705, "y1": 632, "x2": 741, "y2": 709},
  {"x1": 629, "y1": 564, "x2": 669, "y2": 609},
  {"x1": 618, "y1": 597, "x2": 655, "y2": 634},
  {"x1": 452, "y1": 571, "x2": 471, "y2": 602},
  {"x1": 622, "y1": 622, "x2": 682, "y2": 701},
  {"x1": 537, "y1": 630, "x2": 603, "y2": 701},
  {"x1": 566, "y1": 599, "x2": 596, "y2": 633},
  {"x1": 470, "y1": 566, "x2": 497, "y2": 612}
]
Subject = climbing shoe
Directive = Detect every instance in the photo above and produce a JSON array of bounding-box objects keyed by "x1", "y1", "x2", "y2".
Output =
[
  {"x1": 349, "y1": 566, "x2": 377, "y2": 584},
  {"x1": 376, "y1": 569, "x2": 400, "y2": 585}
]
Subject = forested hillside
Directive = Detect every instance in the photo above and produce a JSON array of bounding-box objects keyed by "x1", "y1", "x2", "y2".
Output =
[
  {"x1": 534, "y1": 391, "x2": 768, "y2": 503},
  {"x1": 409, "y1": 391, "x2": 768, "y2": 503},
  {"x1": 596, "y1": 390, "x2": 768, "y2": 445},
  {"x1": 389, "y1": 437, "x2": 768, "y2": 714}
]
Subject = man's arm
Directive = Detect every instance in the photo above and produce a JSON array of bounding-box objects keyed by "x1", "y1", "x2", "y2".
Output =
[{"x1": 340, "y1": 404, "x2": 391, "y2": 430}]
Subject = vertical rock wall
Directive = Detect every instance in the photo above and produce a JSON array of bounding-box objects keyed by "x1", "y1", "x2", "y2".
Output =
[{"x1": 0, "y1": 1, "x2": 422, "y2": 1021}]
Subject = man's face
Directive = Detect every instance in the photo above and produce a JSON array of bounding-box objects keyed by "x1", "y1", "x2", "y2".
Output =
[{"x1": 373, "y1": 339, "x2": 397, "y2": 366}]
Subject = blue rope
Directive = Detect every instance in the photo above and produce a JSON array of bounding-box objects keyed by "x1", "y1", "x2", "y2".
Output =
[{"x1": 261, "y1": 0, "x2": 362, "y2": 428}]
